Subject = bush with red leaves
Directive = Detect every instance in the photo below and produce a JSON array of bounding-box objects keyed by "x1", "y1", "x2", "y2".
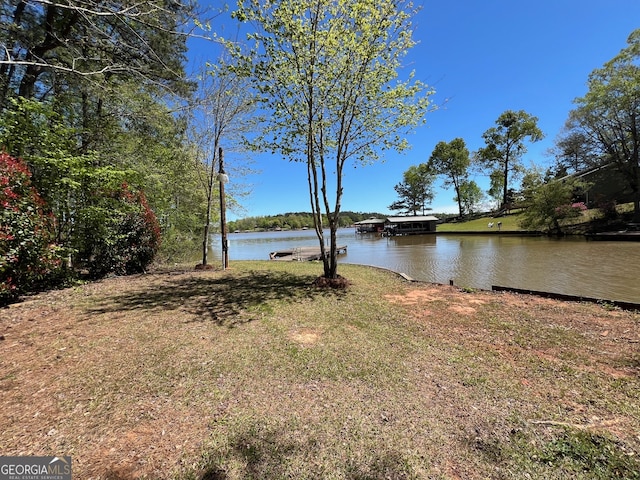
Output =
[
  {"x1": 1, "y1": 153, "x2": 66, "y2": 304},
  {"x1": 80, "y1": 182, "x2": 161, "y2": 278}
]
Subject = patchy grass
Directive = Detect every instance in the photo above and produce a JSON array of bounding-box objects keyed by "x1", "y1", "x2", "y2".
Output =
[{"x1": 1, "y1": 261, "x2": 639, "y2": 479}]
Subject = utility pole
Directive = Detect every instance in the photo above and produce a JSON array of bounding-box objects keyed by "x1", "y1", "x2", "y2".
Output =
[{"x1": 218, "y1": 147, "x2": 229, "y2": 269}]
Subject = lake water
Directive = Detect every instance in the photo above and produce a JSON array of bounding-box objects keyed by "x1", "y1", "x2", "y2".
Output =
[{"x1": 209, "y1": 229, "x2": 640, "y2": 304}]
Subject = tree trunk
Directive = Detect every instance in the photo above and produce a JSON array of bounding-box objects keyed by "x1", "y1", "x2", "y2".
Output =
[
  {"x1": 454, "y1": 182, "x2": 463, "y2": 217},
  {"x1": 633, "y1": 175, "x2": 640, "y2": 221},
  {"x1": 307, "y1": 153, "x2": 329, "y2": 276},
  {"x1": 18, "y1": 5, "x2": 57, "y2": 99},
  {"x1": 0, "y1": 1, "x2": 26, "y2": 108},
  {"x1": 202, "y1": 221, "x2": 210, "y2": 265},
  {"x1": 502, "y1": 157, "x2": 509, "y2": 209},
  {"x1": 327, "y1": 156, "x2": 345, "y2": 279},
  {"x1": 328, "y1": 222, "x2": 338, "y2": 278}
]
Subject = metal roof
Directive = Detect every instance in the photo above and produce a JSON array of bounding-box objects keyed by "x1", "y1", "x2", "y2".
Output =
[
  {"x1": 386, "y1": 216, "x2": 439, "y2": 223},
  {"x1": 354, "y1": 218, "x2": 387, "y2": 225}
]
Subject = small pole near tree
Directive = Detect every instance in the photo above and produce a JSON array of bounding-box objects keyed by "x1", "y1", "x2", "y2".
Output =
[{"x1": 218, "y1": 147, "x2": 229, "y2": 269}]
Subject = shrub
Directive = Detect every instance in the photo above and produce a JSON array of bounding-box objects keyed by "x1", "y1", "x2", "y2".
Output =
[
  {"x1": 79, "y1": 183, "x2": 161, "y2": 278},
  {"x1": 554, "y1": 202, "x2": 587, "y2": 219},
  {"x1": 596, "y1": 196, "x2": 619, "y2": 220},
  {"x1": 520, "y1": 176, "x2": 589, "y2": 234},
  {"x1": 0, "y1": 153, "x2": 67, "y2": 304},
  {"x1": 121, "y1": 188, "x2": 162, "y2": 274}
]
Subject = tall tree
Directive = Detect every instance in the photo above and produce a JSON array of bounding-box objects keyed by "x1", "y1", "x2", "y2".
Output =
[
  {"x1": 487, "y1": 169, "x2": 504, "y2": 209},
  {"x1": 229, "y1": 0, "x2": 433, "y2": 280},
  {"x1": 565, "y1": 29, "x2": 640, "y2": 219},
  {"x1": 185, "y1": 63, "x2": 255, "y2": 267},
  {"x1": 388, "y1": 163, "x2": 435, "y2": 215},
  {"x1": 475, "y1": 110, "x2": 543, "y2": 209},
  {"x1": 456, "y1": 180, "x2": 484, "y2": 216},
  {"x1": 428, "y1": 138, "x2": 470, "y2": 217},
  {"x1": 100, "y1": 85, "x2": 209, "y2": 262},
  {"x1": 550, "y1": 130, "x2": 602, "y2": 175}
]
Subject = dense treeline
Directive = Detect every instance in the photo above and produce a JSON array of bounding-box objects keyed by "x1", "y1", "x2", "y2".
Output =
[
  {"x1": 228, "y1": 212, "x2": 388, "y2": 232},
  {"x1": 228, "y1": 210, "x2": 466, "y2": 232},
  {"x1": 0, "y1": 1, "x2": 213, "y2": 303}
]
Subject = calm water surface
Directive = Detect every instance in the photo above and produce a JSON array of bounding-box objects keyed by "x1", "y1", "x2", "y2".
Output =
[{"x1": 209, "y1": 229, "x2": 640, "y2": 303}]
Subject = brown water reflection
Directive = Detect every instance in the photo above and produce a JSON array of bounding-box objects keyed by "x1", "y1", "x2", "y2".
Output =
[
  {"x1": 214, "y1": 230, "x2": 640, "y2": 303},
  {"x1": 381, "y1": 234, "x2": 639, "y2": 303}
]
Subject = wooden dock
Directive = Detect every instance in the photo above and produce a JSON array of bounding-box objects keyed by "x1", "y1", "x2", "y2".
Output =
[
  {"x1": 269, "y1": 245, "x2": 347, "y2": 261},
  {"x1": 586, "y1": 231, "x2": 640, "y2": 241}
]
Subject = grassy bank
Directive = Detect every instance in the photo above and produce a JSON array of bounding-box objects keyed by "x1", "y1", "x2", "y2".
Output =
[
  {"x1": 1, "y1": 261, "x2": 639, "y2": 479},
  {"x1": 437, "y1": 214, "x2": 524, "y2": 232},
  {"x1": 436, "y1": 203, "x2": 636, "y2": 234}
]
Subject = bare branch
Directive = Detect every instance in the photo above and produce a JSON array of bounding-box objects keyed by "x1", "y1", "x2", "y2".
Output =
[
  {"x1": 29, "y1": 0, "x2": 167, "y2": 18},
  {"x1": 0, "y1": 58, "x2": 131, "y2": 76}
]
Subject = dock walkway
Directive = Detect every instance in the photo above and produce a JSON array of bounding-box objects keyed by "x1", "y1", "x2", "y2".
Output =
[
  {"x1": 270, "y1": 245, "x2": 347, "y2": 261},
  {"x1": 586, "y1": 231, "x2": 640, "y2": 241}
]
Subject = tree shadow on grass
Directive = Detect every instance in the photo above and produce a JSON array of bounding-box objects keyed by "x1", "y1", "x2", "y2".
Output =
[
  {"x1": 85, "y1": 270, "x2": 347, "y2": 327},
  {"x1": 195, "y1": 423, "x2": 413, "y2": 479}
]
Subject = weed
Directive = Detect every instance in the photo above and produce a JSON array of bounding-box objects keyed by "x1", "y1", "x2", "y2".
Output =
[
  {"x1": 473, "y1": 426, "x2": 640, "y2": 479},
  {"x1": 537, "y1": 428, "x2": 640, "y2": 479},
  {"x1": 597, "y1": 300, "x2": 620, "y2": 312}
]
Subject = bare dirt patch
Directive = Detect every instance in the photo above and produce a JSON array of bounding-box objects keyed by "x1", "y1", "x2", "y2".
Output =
[
  {"x1": 384, "y1": 287, "x2": 441, "y2": 304},
  {"x1": 0, "y1": 275, "x2": 215, "y2": 479},
  {"x1": 383, "y1": 282, "x2": 640, "y2": 398},
  {"x1": 448, "y1": 304, "x2": 478, "y2": 315},
  {"x1": 289, "y1": 328, "x2": 321, "y2": 346}
]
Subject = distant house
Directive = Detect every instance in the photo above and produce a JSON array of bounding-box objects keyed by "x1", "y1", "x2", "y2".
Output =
[
  {"x1": 354, "y1": 217, "x2": 386, "y2": 233},
  {"x1": 384, "y1": 215, "x2": 439, "y2": 236},
  {"x1": 564, "y1": 163, "x2": 634, "y2": 207}
]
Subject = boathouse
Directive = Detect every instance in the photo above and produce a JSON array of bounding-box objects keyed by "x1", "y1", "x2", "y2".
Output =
[
  {"x1": 384, "y1": 215, "x2": 439, "y2": 236},
  {"x1": 354, "y1": 217, "x2": 386, "y2": 233}
]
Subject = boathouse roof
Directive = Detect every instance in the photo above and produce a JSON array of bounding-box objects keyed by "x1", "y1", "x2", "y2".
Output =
[
  {"x1": 354, "y1": 218, "x2": 386, "y2": 225},
  {"x1": 386, "y1": 215, "x2": 439, "y2": 223}
]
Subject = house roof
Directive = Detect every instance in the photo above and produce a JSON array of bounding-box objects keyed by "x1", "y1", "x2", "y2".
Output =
[
  {"x1": 386, "y1": 216, "x2": 439, "y2": 223},
  {"x1": 558, "y1": 162, "x2": 615, "y2": 181}
]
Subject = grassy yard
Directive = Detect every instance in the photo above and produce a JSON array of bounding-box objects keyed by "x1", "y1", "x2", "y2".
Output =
[
  {"x1": 436, "y1": 203, "x2": 636, "y2": 234},
  {"x1": 437, "y1": 214, "x2": 524, "y2": 232},
  {"x1": 1, "y1": 261, "x2": 639, "y2": 479}
]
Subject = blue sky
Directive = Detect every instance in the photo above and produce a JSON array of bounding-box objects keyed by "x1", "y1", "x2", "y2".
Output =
[{"x1": 190, "y1": 1, "x2": 640, "y2": 220}]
